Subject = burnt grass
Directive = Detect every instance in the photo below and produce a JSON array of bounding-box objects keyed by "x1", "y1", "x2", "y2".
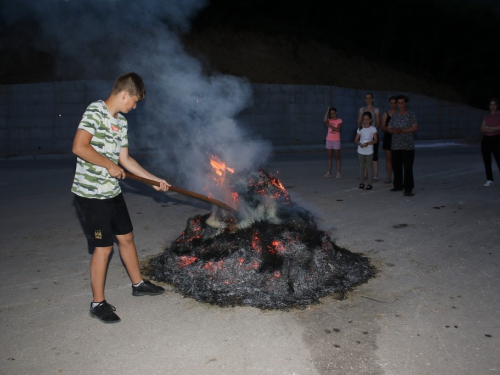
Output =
[{"x1": 144, "y1": 171, "x2": 375, "y2": 310}]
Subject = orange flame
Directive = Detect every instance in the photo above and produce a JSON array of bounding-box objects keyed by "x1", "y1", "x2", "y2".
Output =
[{"x1": 209, "y1": 155, "x2": 234, "y2": 185}]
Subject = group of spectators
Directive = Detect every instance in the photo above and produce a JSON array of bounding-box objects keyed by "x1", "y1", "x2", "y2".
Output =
[
  {"x1": 323, "y1": 93, "x2": 418, "y2": 196},
  {"x1": 323, "y1": 95, "x2": 500, "y2": 194}
]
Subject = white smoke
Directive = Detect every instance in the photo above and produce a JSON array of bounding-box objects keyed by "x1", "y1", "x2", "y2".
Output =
[{"x1": 3, "y1": 0, "x2": 272, "y2": 201}]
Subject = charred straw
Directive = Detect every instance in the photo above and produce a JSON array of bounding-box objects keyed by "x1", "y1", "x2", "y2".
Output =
[{"x1": 146, "y1": 169, "x2": 375, "y2": 310}]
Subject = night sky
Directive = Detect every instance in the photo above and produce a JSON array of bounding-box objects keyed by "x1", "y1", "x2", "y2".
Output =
[{"x1": 1, "y1": 0, "x2": 499, "y2": 107}]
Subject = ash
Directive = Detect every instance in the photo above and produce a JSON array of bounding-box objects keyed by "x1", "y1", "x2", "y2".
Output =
[{"x1": 146, "y1": 170, "x2": 375, "y2": 309}]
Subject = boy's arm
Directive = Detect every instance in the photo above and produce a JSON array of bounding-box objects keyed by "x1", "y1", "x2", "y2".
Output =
[
  {"x1": 119, "y1": 147, "x2": 170, "y2": 191},
  {"x1": 72, "y1": 129, "x2": 125, "y2": 178}
]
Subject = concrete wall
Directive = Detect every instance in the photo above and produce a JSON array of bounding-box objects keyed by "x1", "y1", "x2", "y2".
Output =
[
  {"x1": 0, "y1": 81, "x2": 485, "y2": 157},
  {"x1": 240, "y1": 84, "x2": 485, "y2": 148}
]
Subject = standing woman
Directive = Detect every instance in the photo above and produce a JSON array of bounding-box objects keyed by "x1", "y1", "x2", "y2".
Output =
[
  {"x1": 381, "y1": 96, "x2": 397, "y2": 183},
  {"x1": 386, "y1": 95, "x2": 418, "y2": 196},
  {"x1": 357, "y1": 93, "x2": 380, "y2": 181},
  {"x1": 323, "y1": 106, "x2": 343, "y2": 178},
  {"x1": 480, "y1": 98, "x2": 500, "y2": 186}
]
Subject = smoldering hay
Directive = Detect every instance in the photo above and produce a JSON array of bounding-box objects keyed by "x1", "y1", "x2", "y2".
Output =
[{"x1": 145, "y1": 169, "x2": 375, "y2": 310}]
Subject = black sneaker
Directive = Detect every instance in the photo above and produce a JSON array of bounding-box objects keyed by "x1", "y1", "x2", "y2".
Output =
[
  {"x1": 404, "y1": 191, "x2": 415, "y2": 196},
  {"x1": 89, "y1": 300, "x2": 121, "y2": 324},
  {"x1": 132, "y1": 279, "x2": 165, "y2": 296}
]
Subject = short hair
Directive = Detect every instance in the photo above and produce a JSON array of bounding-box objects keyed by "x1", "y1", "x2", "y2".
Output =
[
  {"x1": 362, "y1": 111, "x2": 372, "y2": 119},
  {"x1": 365, "y1": 92, "x2": 374, "y2": 99},
  {"x1": 111, "y1": 72, "x2": 146, "y2": 100},
  {"x1": 389, "y1": 96, "x2": 397, "y2": 102},
  {"x1": 396, "y1": 94, "x2": 409, "y2": 103},
  {"x1": 490, "y1": 98, "x2": 499, "y2": 108},
  {"x1": 329, "y1": 106, "x2": 337, "y2": 115}
]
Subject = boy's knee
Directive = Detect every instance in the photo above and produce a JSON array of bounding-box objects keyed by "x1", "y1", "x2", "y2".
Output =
[
  {"x1": 93, "y1": 246, "x2": 113, "y2": 256},
  {"x1": 118, "y1": 232, "x2": 134, "y2": 245}
]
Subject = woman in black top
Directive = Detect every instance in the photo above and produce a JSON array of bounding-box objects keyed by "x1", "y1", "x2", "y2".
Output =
[{"x1": 381, "y1": 96, "x2": 397, "y2": 183}]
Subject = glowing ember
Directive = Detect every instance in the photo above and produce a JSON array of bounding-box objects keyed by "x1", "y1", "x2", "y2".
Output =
[
  {"x1": 178, "y1": 256, "x2": 198, "y2": 267},
  {"x1": 251, "y1": 232, "x2": 262, "y2": 253}
]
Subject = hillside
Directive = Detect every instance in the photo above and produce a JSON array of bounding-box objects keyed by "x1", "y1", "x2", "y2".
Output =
[{"x1": 182, "y1": 26, "x2": 466, "y2": 104}]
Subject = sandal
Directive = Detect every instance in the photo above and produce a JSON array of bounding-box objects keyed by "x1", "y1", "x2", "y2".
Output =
[
  {"x1": 365, "y1": 185, "x2": 373, "y2": 191},
  {"x1": 359, "y1": 183, "x2": 365, "y2": 190},
  {"x1": 373, "y1": 176, "x2": 378, "y2": 182},
  {"x1": 383, "y1": 179, "x2": 392, "y2": 184},
  {"x1": 323, "y1": 172, "x2": 332, "y2": 178}
]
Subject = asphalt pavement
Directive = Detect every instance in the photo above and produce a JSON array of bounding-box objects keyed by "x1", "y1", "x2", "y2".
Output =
[{"x1": 0, "y1": 144, "x2": 499, "y2": 375}]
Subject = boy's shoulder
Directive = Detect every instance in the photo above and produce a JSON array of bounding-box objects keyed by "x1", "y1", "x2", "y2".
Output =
[
  {"x1": 86, "y1": 99, "x2": 106, "y2": 112},
  {"x1": 83, "y1": 100, "x2": 126, "y2": 123},
  {"x1": 83, "y1": 100, "x2": 107, "y2": 119}
]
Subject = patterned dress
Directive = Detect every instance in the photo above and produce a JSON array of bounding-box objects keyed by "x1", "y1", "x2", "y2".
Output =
[{"x1": 389, "y1": 111, "x2": 417, "y2": 150}]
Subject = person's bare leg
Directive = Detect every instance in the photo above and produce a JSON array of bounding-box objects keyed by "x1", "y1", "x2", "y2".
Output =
[
  {"x1": 325, "y1": 149, "x2": 333, "y2": 176},
  {"x1": 385, "y1": 150, "x2": 392, "y2": 182},
  {"x1": 373, "y1": 160, "x2": 378, "y2": 179},
  {"x1": 90, "y1": 246, "x2": 113, "y2": 302},
  {"x1": 116, "y1": 232, "x2": 143, "y2": 284},
  {"x1": 334, "y1": 149, "x2": 341, "y2": 174}
]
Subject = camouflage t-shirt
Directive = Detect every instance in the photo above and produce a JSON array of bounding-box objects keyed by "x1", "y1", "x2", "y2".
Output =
[{"x1": 71, "y1": 100, "x2": 129, "y2": 199}]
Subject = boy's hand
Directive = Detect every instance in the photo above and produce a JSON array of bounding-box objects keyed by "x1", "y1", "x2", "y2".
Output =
[
  {"x1": 107, "y1": 163, "x2": 125, "y2": 179},
  {"x1": 153, "y1": 179, "x2": 170, "y2": 192}
]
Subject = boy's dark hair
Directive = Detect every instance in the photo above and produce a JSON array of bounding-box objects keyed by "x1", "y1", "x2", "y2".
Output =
[
  {"x1": 389, "y1": 96, "x2": 397, "y2": 102},
  {"x1": 362, "y1": 111, "x2": 373, "y2": 119},
  {"x1": 396, "y1": 94, "x2": 409, "y2": 103},
  {"x1": 329, "y1": 107, "x2": 337, "y2": 114},
  {"x1": 111, "y1": 72, "x2": 146, "y2": 100}
]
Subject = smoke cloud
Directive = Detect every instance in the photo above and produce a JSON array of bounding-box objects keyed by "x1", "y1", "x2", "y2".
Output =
[{"x1": 3, "y1": 0, "x2": 271, "y2": 200}]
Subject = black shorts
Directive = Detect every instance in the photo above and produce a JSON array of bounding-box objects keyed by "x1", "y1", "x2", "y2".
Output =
[{"x1": 75, "y1": 193, "x2": 133, "y2": 247}]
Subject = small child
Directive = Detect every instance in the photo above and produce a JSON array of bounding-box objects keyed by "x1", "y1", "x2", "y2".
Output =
[
  {"x1": 71, "y1": 72, "x2": 170, "y2": 324},
  {"x1": 323, "y1": 106, "x2": 343, "y2": 178},
  {"x1": 355, "y1": 111, "x2": 378, "y2": 190}
]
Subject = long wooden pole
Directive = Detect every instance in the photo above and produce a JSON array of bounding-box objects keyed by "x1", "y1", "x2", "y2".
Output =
[{"x1": 125, "y1": 172, "x2": 236, "y2": 213}]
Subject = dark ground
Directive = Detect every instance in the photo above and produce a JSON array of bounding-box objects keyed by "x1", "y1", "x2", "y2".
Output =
[{"x1": 1, "y1": 144, "x2": 499, "y2": 374}]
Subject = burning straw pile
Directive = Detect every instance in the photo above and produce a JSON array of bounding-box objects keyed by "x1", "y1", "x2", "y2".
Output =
[{"x1": 145, "y1": 169, "x2": 374, "y2": 310}]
